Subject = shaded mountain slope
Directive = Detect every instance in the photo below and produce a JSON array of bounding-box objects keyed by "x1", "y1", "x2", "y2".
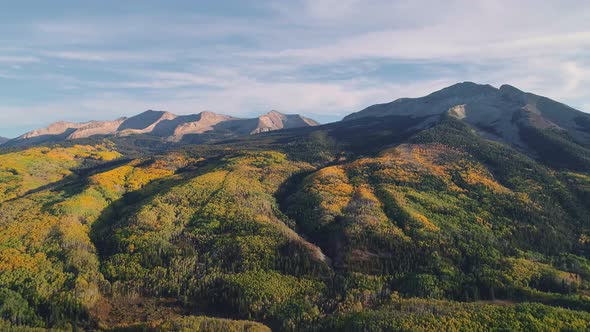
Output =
[
  {"x1": 287, "y1": 118, "x2": 589, "y2": 283},
  {"x1": 344, "y1": 82, "x2": 590, "y2": 151}
]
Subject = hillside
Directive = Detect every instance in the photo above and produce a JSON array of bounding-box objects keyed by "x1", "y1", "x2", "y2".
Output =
[
  {"x1": 2, "y1": 83, "x2": 590, "y2": 331},
  {"x1": 0, "y1": 137, "x2": 8, "y2": 145},
  {"x1": 5, "y1": 110, "x2": 319, "y2": 147}
]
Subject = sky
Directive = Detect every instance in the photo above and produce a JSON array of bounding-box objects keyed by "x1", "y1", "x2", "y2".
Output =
[{"x1": 0, "y1": 0, "x2": 589, "y2": 138}]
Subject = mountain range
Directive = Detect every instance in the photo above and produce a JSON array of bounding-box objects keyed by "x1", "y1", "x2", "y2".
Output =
[
  {"x1": 2, "y1": 82, "x2": 590, "y2": 331},
  {"x1": 2, "y1": 110, "x2": 318, "y2": 147}
]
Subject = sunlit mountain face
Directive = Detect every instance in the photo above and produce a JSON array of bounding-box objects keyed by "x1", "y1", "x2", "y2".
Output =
[{"x1": 3, "y1": 110, "x2": 318, "y2": 147}]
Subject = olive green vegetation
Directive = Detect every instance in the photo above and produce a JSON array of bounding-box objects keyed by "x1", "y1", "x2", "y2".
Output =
[
  {"x1": 108, "y1": 316, "x2": 271, "y2": 332},
  {"x1": 2, "y1": 115, "x2": 590, "y2": 331}
]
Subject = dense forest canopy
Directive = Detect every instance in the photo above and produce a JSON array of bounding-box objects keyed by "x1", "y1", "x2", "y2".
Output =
[{"x1": 2, "y1": 83, "x2": 590, "y2": 331}]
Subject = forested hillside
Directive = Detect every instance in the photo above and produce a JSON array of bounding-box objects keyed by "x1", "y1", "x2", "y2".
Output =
[{"x1": 2, "y1": 86, "x2": 590, "y2": 331}]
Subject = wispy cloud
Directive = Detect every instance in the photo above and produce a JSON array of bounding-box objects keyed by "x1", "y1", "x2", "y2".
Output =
[
  {"x1": 0, "y1": 0, "x2": 589, "y2": 137},
  {"x1": 0, "y1": 55, "x2": 40, "y2": 63},
  {"x1": 42, "y1": 51, "x2": 168, "y2": 62}
]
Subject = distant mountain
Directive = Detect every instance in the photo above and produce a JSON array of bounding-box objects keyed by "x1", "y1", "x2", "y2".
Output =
[
  {"x1": 344, "y1": 82, "x2": 590, "y2": 151},
  {"x1": 0, "y1": 137, "x2": 8, "y2": 145},
  {"x1": 5, "y1": 110, "x2": 319, "y2": 147}
]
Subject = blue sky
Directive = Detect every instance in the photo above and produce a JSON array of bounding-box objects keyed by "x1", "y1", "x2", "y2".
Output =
[{"x1": 1, "y1": 0, "x2": 589, "y2": 137}]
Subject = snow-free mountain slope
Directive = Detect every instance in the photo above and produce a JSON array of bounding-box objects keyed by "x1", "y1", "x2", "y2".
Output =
[
  {"x1": 5, "y1": 110, "x2": 319, "y2": 147},
  {"x1": 344, "y1": 82, "x2": 590, "y2": 149},
  {"x1": 67, "y1": 118, "x2": 127, "y2": 139}
]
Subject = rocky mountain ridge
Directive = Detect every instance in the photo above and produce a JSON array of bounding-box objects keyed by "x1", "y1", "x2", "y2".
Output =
[{"x1": 5, "y1": 110, "x2": 318, "y2": 147}]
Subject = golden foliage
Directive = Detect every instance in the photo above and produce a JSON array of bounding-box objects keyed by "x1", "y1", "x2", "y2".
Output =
[
  {"x1": 0, "y1": 249, "x2": 45, "y2": 272},
  {"x1": 304, "y1": 166, "x2": 354, "y2": 222},
  {"x1": 412, "y1": 212, "x2": 440, "y2": 232},
  {"x1": 506, "y1": 258, "x2": 582, "y2": 289},
  {"x1": 0, "y1": 147, "x2": 185, "y2": 324},
  {"x1": 374, "y1": 143, "x2": 510, "y2": 194},
  {"x1": 0, "y1": 144, "x2": 122, "y2": 202}
]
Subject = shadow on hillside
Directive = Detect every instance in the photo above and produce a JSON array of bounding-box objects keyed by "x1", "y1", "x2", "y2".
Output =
[
  {"x1": 2, "y1": 158, "x2": 133, "y2": 206},
  {"x1": 87, "y1": 157, "x2": 237, "y2": 327},
  {"x1": 89, "y1": 156, "x2": 224, "y2": 259}
]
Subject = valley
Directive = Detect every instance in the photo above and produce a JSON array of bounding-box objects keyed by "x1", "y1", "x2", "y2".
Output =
[{"x1": 1, "y1": 83, "x2": 590, "y2": 331}]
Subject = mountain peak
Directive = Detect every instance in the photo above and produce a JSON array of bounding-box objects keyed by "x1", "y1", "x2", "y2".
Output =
[
  {"x1": 118, "y1": 110, "x2": 177, "y2": 132},
  {"x1": 17, "y1": 121, "x2": 84, "y2": 140},
  {"x1": 249, "y1": 110, "x2": 319, "y2": 134},
  {"x1": 499, "y1": 84, "x2": 526, "y2": 100},
  {"x1": 499, "y1": 84, "x2": 522, "y2": 92},
  {"x1": 143, "y1": 109, "x2": 170, "y2": 115},
  {"x1": 447, "y1": 81, "x2": 490, "y2": 89},
  {"x1": 430, "y1": 81, "x2": 497, "y2": 98},
  {"x1": 6, "y1": 109, "x2": 319, "y2": 147},
  {"x1": 267, "y1": 110, "x2": 285, "y2": 116},
  {"x1": 198, "y1": 111, "x2": 233, "y2": 121},
  {"x1": 343, "y1": 81, "x2": 590, "y2": 148}
]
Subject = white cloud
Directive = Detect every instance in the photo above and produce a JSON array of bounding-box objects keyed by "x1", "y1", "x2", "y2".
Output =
[
  {"x1": 42, "y1": 50, "x2": 172, "y2": 62},
  {"x1": 0, "y1": 76, "x2": 457, "y2": 133},
  {"x1": 1, "y1": 0, "x2": 590, "y2": 137},
  {"x1": 0, "y1": 56, "x2": 40, "y2": 63}
]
